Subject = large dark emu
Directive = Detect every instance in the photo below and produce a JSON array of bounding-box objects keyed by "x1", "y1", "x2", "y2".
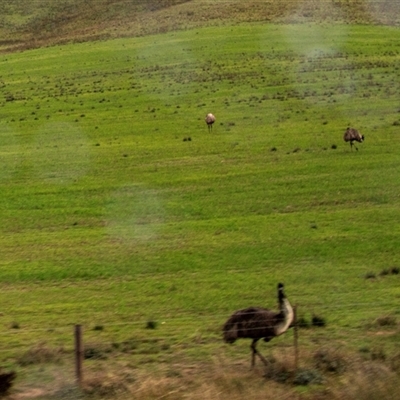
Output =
[
  {"x1": 344, "y1": 127, "x2": 364, "y2": 151},
  {"x1": 223, "y1": 283, "x2": 294, "y2": 368}
]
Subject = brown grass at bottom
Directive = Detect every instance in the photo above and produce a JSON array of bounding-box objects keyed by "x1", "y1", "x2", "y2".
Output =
[
  {"x1": 6, "y1": 347, "x2": 400, "y2": 400},
  {"x1": 317, "y1": 364, "x2": 399, "y2": 400},
  {"x1": 100, "y1": 360, "x2": 294, "y2": 400},
  {"x1": 80, "y1": 350, "x2": 400, "y2": 400}
]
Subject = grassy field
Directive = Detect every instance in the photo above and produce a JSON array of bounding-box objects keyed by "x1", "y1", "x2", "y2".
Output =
[
  {"x1": 0, "y1": 16, "x2": 400, "y2": 400},
  {"x1": 1, "y1": 0, "x2": 400, "y2": 52}
]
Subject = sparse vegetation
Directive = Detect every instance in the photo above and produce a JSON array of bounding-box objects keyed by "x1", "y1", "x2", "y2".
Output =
[
  {"x1": 312, "y1": 315, "x2": 327, "y2": 328},
  {"x1": 84, "y1": 344, "x2": 111, "y2": 360},
  {"x1": 146, "y1": 320, "x2": 158, "y2": 330},
  {"x1": 17, "y1": 343, "x2": 64, "y2": 366},
  {"x1": 314, "y1": 348, "x2": 347, "y2": 374},
  {"x1": 373, "y1": 315, "x2": 397, "y2": 328},
  {"x1": 92, "y1": 324, "x2": 104, "y2": 331},
  {"x1": 10, "y1": 321, "x2": 20, "y2": 330},
  {"x1": 293, "y1": 368, "x2": 323, "y2": 386},
  {"x1": 365, "y1": 272, "x2": 377, "y2": 280},
  {"x1": 83, "y1": 370, "x2": 133, "y2": 397},
  {"x1": 263, "y1": 357, "x2": 292, "y2": 383}
]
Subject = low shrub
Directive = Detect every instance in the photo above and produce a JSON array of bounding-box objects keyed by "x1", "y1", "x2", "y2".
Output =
[
  {"x1": 84, "y1": 343, "x2": 113, "y2": 360},
  {"x1": 312, "y1": 314, "x2": 326, "y2": 327},
  {"x1": 146, "y1": 320, "x2": 157, "y2": 329},
  {"x1": 314, "y1": 348, "x2": 347, "y2": 374},
  {"x1": 375, "y1": 315, "x2": 397, "y2": 327},
  {"x1": 263, "y1": 358, "x2": 292, "y2": 384},
  {"x1": 293, "y1": 368, "x2": 323, "y2": 386},
  {"x1": 17, "y1": 343, "x2": 64, "y2": 366},
  {"x1": 83, "y1": 371, "x2": 132, "y2": 397}
]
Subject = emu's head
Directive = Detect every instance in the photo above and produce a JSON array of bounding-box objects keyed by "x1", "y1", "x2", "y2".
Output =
[
  {"x1": 277, "y1": 283, "x2": 285, "y2": 300},
  {"x1": 360, "y1": 134, "x2": 365, "y2": 142}
]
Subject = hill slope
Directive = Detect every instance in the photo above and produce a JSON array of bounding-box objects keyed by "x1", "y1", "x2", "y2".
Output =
[{"x1": 1, "y1": 0, "x2": 399, "y2": 52}]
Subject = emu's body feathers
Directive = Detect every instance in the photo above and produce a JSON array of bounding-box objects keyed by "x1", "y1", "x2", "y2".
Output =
[{"x1": 223, "y1": 307, "x2": 283, "y2": 344}]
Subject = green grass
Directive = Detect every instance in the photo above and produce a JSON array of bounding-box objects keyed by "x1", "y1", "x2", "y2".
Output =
[{"x1": 0, "y1": 21, "x2": 400, "y2": 397}]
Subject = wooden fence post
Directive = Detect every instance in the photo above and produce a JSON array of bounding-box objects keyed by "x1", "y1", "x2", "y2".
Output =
[
  {"x1": 74, "y1": 324, "x2": 83, "y2": 386},
  {"x1": 293, "y1": 305, "x2": 299, "y2": 373}
]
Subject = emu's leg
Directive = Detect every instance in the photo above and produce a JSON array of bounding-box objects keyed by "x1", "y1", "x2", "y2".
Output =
[
  {"x1": 250, "y1": 339, "x2": 257, "y2": 368},
  {"x1": 350, "y1": 141, "x2": 358, "y2": 151},
  {"x1": 250, "y1": 339, "x2": 269, "y2": 368}
]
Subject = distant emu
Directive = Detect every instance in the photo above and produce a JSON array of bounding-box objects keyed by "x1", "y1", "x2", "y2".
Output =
[
  {"x1": 223, "y1": 283, "x2": 294, "y2": 368},
  {"x1": 205, "y1": 113, "x2": 216, "y2": 132},
  {"x1": 344, "y1": 127, "x2": 364, "y2": 151}
]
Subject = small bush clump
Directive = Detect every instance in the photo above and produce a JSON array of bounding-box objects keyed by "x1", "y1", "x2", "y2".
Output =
[
  {"x1": 146, "y1": 320, "x2": 157, "y2": 330},
  {"x1": 379, "y1": 268, "x2": 390, "y2": 276},
  {"x1": 364, "y1": 272, "x2": 376, "y2": 280},
  {"x1": 17, "y1": 343, "x2": 64, "y2": 366},
  {"x1": 314, "y1": 348, "x2": 347, "y2": 374},
  {"x1": 93, "y1": 324, "x2": 104, "y2": 331},
  {"x1": 113, "y1": 338, "x2": 139, "y2": 353},
  {"x1": 370, "y1": 347, "x2": 386, "y2": 361},
  {"x1": 312, "y1": 314, "x2": 326, "y2": 327},
  {"x1": 293, "y1": 368, "x2": 323, "y2": 385},
  {"x1": 10, "y1": 321, "x2": 20, "y2": 329},
  {"x1": 390, "y1": 266, "x2": 399, "y2": 274},
  {"x1": 83, "y1": 371, "x2": 132, "y2": 397},
  {"x1": 84, "y1": 343, "x2": 112, "y2": 360},
  {"x1": 263, "y1": 358, "x2": 292, "y2": 383},
  {"x1": 375, "y1": 315, "x2": 397, "y2": 327},
  {"x1": 379, "y1": 266, "x2": 399, "y2": 276}
]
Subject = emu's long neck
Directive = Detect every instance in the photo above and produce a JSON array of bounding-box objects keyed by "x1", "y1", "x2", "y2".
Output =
[{"x1": 275, "y1": 294, "x2": 294, "y2": 336}]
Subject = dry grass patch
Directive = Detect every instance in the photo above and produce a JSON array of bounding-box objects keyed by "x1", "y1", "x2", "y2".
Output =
[
  {"x1": 94, "y1": 356, "x2": 301, "y2": 400},
  {"x1": 320, "y1": 361, "x2": 398, "y2": 400},
  {"x1": 83, "y1": 369, "x2": 134, "y2": 398},
  {"x1": 374, "y1": 315, "x2": 397, "y2": 328},
  {"x1": 16, "y1": 343, "x2": 65, "y2": 366},
  {"x1": 313, "y1": 347, "x2": 347, "y2": 374},
  {"x1": 8, "y1": 349, "x2": 400, "y2": 399},
  {"x1": 364, "y1": 314, "x2": 398, "y2": 335}
]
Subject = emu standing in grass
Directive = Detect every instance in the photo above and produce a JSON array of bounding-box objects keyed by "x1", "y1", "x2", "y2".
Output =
[
  {"x1": 205, "y1": 113, "x2": 216, "y2": 132},
  {"x1": 223, "y1": 283, "x2": 294, "y2": 368},
  {"x1": 344, "y1": 127, "x2": 364, "y2": 151}
]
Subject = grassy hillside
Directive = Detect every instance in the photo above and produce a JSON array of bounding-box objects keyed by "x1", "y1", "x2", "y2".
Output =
[
  {"x1": 0, "y1": 19, "x2": 400, "y2": 397},
  {"x1": 1, "y1": 0, "x2": 400, "y2": 52}
]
